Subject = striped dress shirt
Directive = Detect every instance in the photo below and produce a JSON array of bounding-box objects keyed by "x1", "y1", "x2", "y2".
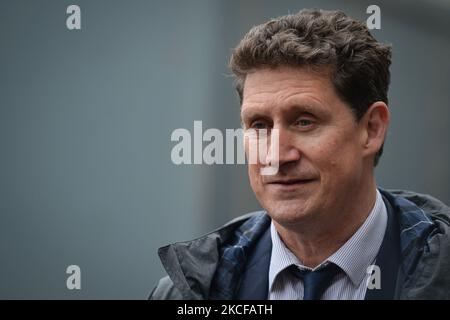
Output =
[{"x1": 268, "y1": 189, "x2": 387, "y2": 300}]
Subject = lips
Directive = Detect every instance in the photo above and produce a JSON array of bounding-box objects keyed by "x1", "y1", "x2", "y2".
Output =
[
  {"x1": 266, "y1": 178, "x2": 317, "y2": 191},
  {"x1": 266, "y1": 178, "x2": 315, "y2": 185}
]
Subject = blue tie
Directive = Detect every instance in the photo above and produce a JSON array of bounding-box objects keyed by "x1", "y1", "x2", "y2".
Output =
[{"x1": 289, "y1": 263, "x2": 341, "y2": 300}]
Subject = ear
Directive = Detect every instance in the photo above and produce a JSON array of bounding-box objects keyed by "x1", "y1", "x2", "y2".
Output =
[{"x1": 361, "y1": 101, "x2": 390, "y2": 161}]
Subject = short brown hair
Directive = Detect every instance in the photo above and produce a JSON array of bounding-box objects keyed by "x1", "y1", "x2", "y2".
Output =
[{"x1": 230, "y1": 9, "x2": 392, "y2": 166}]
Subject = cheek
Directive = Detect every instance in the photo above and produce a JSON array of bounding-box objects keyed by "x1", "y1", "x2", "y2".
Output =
[
  {"x1": 306, "y1": 138, "x2": 341, "y2": 166},
  {"x1": 244, "y1": 135, "x2": 262, "y2": 165},
  {"x1": 248, "y1": 165, "x2": 268, "y2": 200},
  {"x1": 305, "y1": 132, "x2": 360, "y2": 173},
  {"x1": 248, "y1": 164, "x2": 261, "y2": 187}
]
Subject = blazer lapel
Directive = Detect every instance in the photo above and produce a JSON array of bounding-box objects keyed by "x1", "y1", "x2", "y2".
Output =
[
  {"x1": 235, "y1": 226, "x2": 272, "y2": 299},
  {"x1": 365, "y1": 193, "x2": 401, "y2": 300}
]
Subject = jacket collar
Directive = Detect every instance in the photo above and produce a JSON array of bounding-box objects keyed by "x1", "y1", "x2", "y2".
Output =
[{"x1": 157, "y1": 211, "x2": 267, "y2": 299}]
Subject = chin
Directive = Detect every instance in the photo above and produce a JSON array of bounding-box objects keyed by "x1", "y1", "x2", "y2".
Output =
[{"x1": 264, "y1": 199, "x2": 313, "y2": 226}]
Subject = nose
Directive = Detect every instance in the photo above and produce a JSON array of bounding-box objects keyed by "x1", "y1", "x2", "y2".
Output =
[{"x1": 267, "y1": 126, "x2": 301, "y2": 167}]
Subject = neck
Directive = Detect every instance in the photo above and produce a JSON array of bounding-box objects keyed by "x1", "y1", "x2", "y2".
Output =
[{"x1": 273, "y1": 178, "x2": 377, "y2": 268}]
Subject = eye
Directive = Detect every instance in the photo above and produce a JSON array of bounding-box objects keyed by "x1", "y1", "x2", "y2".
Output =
[
  {"x1": 296, "y1": 118, "x2": 313, "y2": 126},
  {"x1": 250, "y1": 120, "x2": 269, "y2": 130}
]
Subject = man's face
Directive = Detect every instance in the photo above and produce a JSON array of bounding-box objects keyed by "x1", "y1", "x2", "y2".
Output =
[{"x1": 241, "y1": 67, "x2": 370, "y2": 227}]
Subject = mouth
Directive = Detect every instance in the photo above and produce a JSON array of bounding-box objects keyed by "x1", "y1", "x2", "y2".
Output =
[{"x1": 266, "y1": 178, "x2": 316, "y2": 188}]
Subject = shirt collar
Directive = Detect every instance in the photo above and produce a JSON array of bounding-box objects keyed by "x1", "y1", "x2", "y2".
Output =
[{"x1": 269, "y1": 189, "x2": 387, "y2": 289}]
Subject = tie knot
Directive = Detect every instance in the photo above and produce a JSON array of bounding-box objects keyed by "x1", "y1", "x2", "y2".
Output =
[{"x1": 288, "y1": 263, "x2": 341, "y2": 300}]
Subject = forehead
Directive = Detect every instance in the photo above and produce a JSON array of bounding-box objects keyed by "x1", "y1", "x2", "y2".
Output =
[{"x1": 241, "y1": 66, "x2": 340, "y2": 118}]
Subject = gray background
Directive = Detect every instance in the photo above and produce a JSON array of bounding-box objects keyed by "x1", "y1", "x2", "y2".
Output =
[{"x1": 0, "y1": 0, "x2": 449, "y2": 299}]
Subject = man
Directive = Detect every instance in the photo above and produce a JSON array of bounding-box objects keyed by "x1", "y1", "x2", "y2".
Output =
[{"x1": 150, "y1": 9, "x2": 450, "y2": 300}]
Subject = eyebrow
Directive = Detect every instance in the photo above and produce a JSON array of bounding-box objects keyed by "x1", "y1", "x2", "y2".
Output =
[{"x1": 241, "y1": 103, "x2": 327, "y2": 121}]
